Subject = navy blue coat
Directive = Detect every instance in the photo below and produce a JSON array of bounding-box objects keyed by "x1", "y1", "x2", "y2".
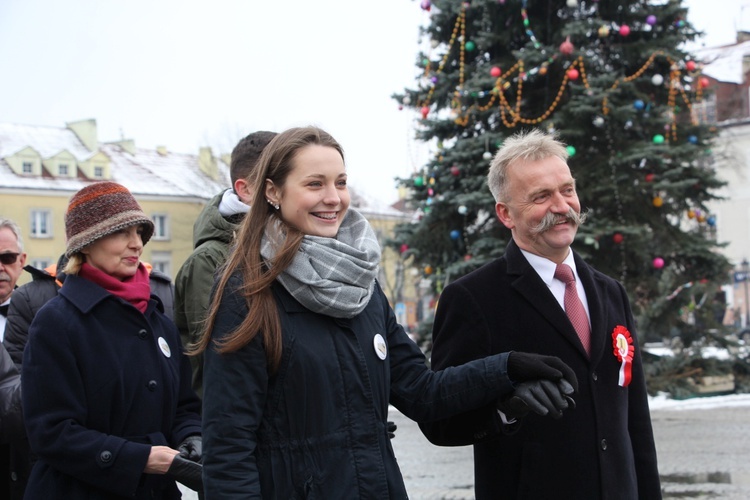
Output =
[
  {"x1": 22, "y1": 274, "x2": 201, "y2": 500},
  {"x1": 202, "y1": 276, "x2": 516, "y2": 499},
  {"x1": 420, "y1": 241, "x2": 661, "y2": 500}
]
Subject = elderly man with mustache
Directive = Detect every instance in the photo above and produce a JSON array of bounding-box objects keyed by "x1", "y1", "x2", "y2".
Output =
[{"x1": 419, "y1": 129, "x2": 661, "y2": 500}]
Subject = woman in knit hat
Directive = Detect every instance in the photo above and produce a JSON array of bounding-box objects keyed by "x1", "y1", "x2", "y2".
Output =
[{"x1": 21, "y1": 181, "x2": 202, "y2": 499}]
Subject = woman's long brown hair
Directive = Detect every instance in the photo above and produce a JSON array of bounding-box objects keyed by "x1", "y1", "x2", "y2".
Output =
[{"x1": 189, "y1": 127, "x2": 345, "y2": 373}]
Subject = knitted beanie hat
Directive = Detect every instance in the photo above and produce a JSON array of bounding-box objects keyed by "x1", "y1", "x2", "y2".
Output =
[{"x1": 65, "y1": 181, "x2": 155, "y2": 257}]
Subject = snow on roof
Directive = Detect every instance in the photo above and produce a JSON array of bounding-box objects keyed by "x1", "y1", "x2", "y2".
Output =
[
  {"x1": 0, "y1": 121, "x2": 230, "y2": 200},
  {"x1": 697, "y1": 39, "x2": 750, "y2": 85}
]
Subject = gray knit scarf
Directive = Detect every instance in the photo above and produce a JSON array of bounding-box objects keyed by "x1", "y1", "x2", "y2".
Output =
[{"x1": 260, "y1": 209, "x2": 381, "y2": 318}]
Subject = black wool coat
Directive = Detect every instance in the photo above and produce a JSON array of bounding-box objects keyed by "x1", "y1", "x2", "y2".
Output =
[
  {"x1": 22, "y1": 274, "x2": 201, "y2": 500},
  {"x1": 202, "y1": 276, "x2": 518, "y2": 499},
  {"x1": 420, "y1": 241, "x2": 661, "y2": 500}
]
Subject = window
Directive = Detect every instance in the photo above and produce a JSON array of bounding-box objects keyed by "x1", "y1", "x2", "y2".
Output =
[
  {"x1": 150, "y1": 251, "x2": 171, "y2": 277},
  {"x1": 22, "y1": 162, "x2": 33, "y2": 174},
  {"x1": 31, "y1": 258, "x2": 52, "y2": 270},
  {"x1": 93, "y1": 166, "x2": 104, "y2": 178},
  {"x1": 152, "y1": 214, "x2": 169, "y2": 240},
  {"x1": 59, "y1": 164, "x2": 68, "y2": 176},
  {"x1": 30, "y1": 210, "x2": 51, "y2": 238}
]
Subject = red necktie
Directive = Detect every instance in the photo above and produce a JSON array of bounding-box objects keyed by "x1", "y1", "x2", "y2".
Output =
[{"x1": 554, "y1": 263, "x2": 591, "y2": 355}]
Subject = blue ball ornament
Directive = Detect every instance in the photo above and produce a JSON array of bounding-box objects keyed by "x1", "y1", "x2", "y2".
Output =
[
  {"x1": 634, "y1": 99, "x2": 645, "y2": 110},
  {"x1": 707, "y1": 215, "x2": 716, "y2": 226},
  {"x1": 450, "y1": 230, "x2": 461, "y2": 240},
  {"x1": 688, "y1": 135, "x2": 698, "y2": 144}
]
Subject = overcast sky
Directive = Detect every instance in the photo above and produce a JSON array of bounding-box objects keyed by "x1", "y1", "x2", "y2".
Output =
[{"x1": 0, "y1": 0, "x2": 743, "y2": 203}]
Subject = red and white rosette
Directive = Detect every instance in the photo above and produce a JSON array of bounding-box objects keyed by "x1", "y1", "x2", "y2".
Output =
[{"x1": 612, "y1": 325, "x2": 634, "y2": 387}]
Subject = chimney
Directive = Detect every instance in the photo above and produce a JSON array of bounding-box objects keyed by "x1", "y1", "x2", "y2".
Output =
[
  {"x1": 199, "y1": 146, "x2": 218, "y2": 180},
  {"x1": 66, "y1": 119, "x2": 99, "y2": 151},
  {"x1": 111, "y1": 139, "x2": 136, "y2": 155}
]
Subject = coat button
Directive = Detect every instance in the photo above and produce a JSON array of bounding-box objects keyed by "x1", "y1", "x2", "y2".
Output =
[
  {"x1": 147, "y1": 380, "x2": 158, "y2": 391},
  {"x1": 100, "y1": 450, "x2": 112, "y2": 462},
  {"x1": 138, "y1": 329, "x2": 148, "y2": 339},
  {"x1": 600, "y1": 439, "x2": 607, "y2": 450}
]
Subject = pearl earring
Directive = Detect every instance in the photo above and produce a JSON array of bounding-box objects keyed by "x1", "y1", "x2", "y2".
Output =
[{"x1": 267, "y1": 199, "x2": 280, "y2": 210}]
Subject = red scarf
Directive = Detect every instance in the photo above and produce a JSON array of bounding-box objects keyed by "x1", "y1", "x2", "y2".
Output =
[{"x1": 79, "y1": 262, "x2": 151, "y2": 313}]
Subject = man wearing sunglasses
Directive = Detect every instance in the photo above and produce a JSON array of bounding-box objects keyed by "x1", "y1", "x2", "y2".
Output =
[
  {"x1": 0, "y1": 218, "x2": 25, "y2": 500},
  {"x1": 0, "y1": 219, "x2": 26, "y2": 339}
]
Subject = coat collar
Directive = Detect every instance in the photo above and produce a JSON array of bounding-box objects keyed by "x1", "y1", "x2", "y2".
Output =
[
  {"x1": 505, "y1": 240, "x2": 609, "y2": 363},
  {"x1": 59, "y1": 274, "x2": 161, "y2": 315}
]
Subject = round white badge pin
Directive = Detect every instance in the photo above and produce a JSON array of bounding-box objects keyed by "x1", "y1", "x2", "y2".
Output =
[
  {"x1": 373, "y1": 334, "x2": 387, "y2": 360},
  {"x1": 158, "y1": 337, "x2": 172, "y2": 358}
]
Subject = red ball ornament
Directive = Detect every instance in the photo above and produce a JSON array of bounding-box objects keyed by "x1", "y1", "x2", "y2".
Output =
[
  {"x1": 645, "y1": 173, "x2": 655, "y2": 182},
  {"x1": 450, "y1": 165, "x2": 460, "y2": 176},
  {"x1": 420, "y1": 106, "x2": 430, "y2": 119},
  {"x1": 699, "y1": 77, "x2": 710, "y2": 89},
  {"x1": 652, "y1": 257, "x2": 665, "y2": 269},
  {"x1": 619, "y1": 25, "x2": 631, "y2": 36},
  {"x1": 567, "y1": 68, "x2": 580, "y2": 81},
  {"x1": 490, "y1": 66, "x2": 502, "y2": 78},
  {"x1": 686, "y1": 60, "x2": 696, "y2": 72},
  {"x1": 559, "y1": 36, "x2": 574, "y2": 56},
  {"x1": 613, "y1": 233, "x2": 624, "y2": 244},
  {"x1": 399, "y1": 244, "x2": 409, "y2": 254}
]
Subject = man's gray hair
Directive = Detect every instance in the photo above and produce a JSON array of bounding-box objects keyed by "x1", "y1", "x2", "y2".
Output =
[
  {"x1": 0, "y1": 217, "x2": 23, "y2": 251},
  {"x1": 487, "y1": 129, "x2": 570, "y2": 203}
]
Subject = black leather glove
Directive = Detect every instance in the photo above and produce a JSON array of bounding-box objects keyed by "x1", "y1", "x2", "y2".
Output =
[
  {"x1": 177, "y1": 435, "x2": 202, "y2": 462},
  {"x1": 497, "y1": 378, "x2": 576, "y2": 420},
  {"x1": 387, "y1": 421, "x2": 397, "y2": 439},
  {"x1": 507, "y1": 352, "x2": 579, "y2": 391},
  {"x1": 167, "y1": 454, "x2": 203, "y2": 492}
]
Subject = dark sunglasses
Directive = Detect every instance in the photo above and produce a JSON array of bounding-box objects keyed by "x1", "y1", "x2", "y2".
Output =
[{"x1": 0, "y1": 253, "x2": 20, "y2": 265}]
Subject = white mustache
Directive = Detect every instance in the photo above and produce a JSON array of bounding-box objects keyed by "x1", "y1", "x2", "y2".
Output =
[
  {"x1": 0, "y1": 273, "x2": 10, "y2": 282},
  {"x1": 530, "y1": 209, "x2": 588, "y2": 235}
]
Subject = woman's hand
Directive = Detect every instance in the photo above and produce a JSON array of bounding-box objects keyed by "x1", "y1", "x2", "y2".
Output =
[{"x1": 144, "y1": 446, "x2": 180, "y2": 474}]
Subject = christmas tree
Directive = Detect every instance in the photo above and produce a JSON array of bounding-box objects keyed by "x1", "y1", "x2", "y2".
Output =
[{"x1": 392, "y1": 0, "x2": 731, "y2": 346}]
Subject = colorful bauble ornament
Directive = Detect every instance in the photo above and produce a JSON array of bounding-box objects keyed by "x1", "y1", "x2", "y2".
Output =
[
  {"x1": 699, "y1": 76, "x2": 710, "y2": 89},
  {"x1": 483, "y1": 151, "x2": 493, "y2": 160},
  {"x1": 687, "y1": 209, "x2": 696, "y2": 219},
  {"x1": 424, "y1": 265, "x2": 433, "y2": 275},
  {"x1": 634, "y1": 99, "x2": 645, "y2": 110},
  {"x1": 646, "y1": 15, "x2": 657, "y2": 26},
  {"x1": 652, "y1": 257, "x2": 665, "y2": 269},
  {"x1": 458, "y1": 205, "x2": 468, "y2": 215},
  {"x1": 652, "y1": 196, "x2": 664, "y2": 207},
  {"x1": 619, "y1": 25, "x2": 631, "y2": 36},
  {"x1": 686, "y1": 60, "x2": 696, "y2": 72},
  {"x1": 420, "y1": 106, "x2": 430, "y2": 119},
  {"x1": 450, "y1": 165, "x2": 460, "y2": 176},
  {"x1": 559, "y1": 36, "x2": 574, "y2": 56},
  {"x1": 567, "y1": 68, "x2": 579, "y2": 80},
  {"x1": 707, "y1": 215, "x2": 716, "y2": 226},
  {"x1": 399, "y1": 244, "x2": 409, "y2": 254},
  {"x1": 593, "y1": 116, "x2": 605, "y2": 127},
  {"x1": 465, "y1": 41, "x2": 476, "y2": 51},
  {"x1": 688, "y1": 135, "x2": 698, "y2": 144},
  {"x1": 420, "y1": 0, "x2": 431, "y2": 11},
  {"x1": 450, "y1": 230, "x2": 461, "y2": 240},
  {"x1": 651, "y1": 74, "x2": 664, "y2": 86},
  {"x1": 414, "y1": 176, "x2": 424, "y2": 187},
  {"x1": 566, "y1": 145, "x2": 576, "y2": 157},
  {"x1": 645, "y1": 173, "x2": 655, "y2": 182},
  {"x1": 653, "y1": 134, "x2": 665, "y2": 144},
  {"x1": 697, "y1": 213, "x2": 706, "y2": 222},
  {"x1": 490, "y1": 66, "x2": 502, "y2": 78},
  {"x1": 598, "y1": 25, "x2": 610, "y2": 38},
  {"x1": 613, "y1": 233, "x2": 624, "y2": 244}
]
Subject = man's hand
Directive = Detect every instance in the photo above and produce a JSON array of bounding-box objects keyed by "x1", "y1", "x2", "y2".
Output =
[
  {"x1": 177, "y1": 435, "x2": 202, "y2": 462},
  {"x1": 507, "y1": 352, "x2": 578, "y2": 391},
  {"x1": 497, "y1": 378, "x2": 576, "y2": 420}
]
